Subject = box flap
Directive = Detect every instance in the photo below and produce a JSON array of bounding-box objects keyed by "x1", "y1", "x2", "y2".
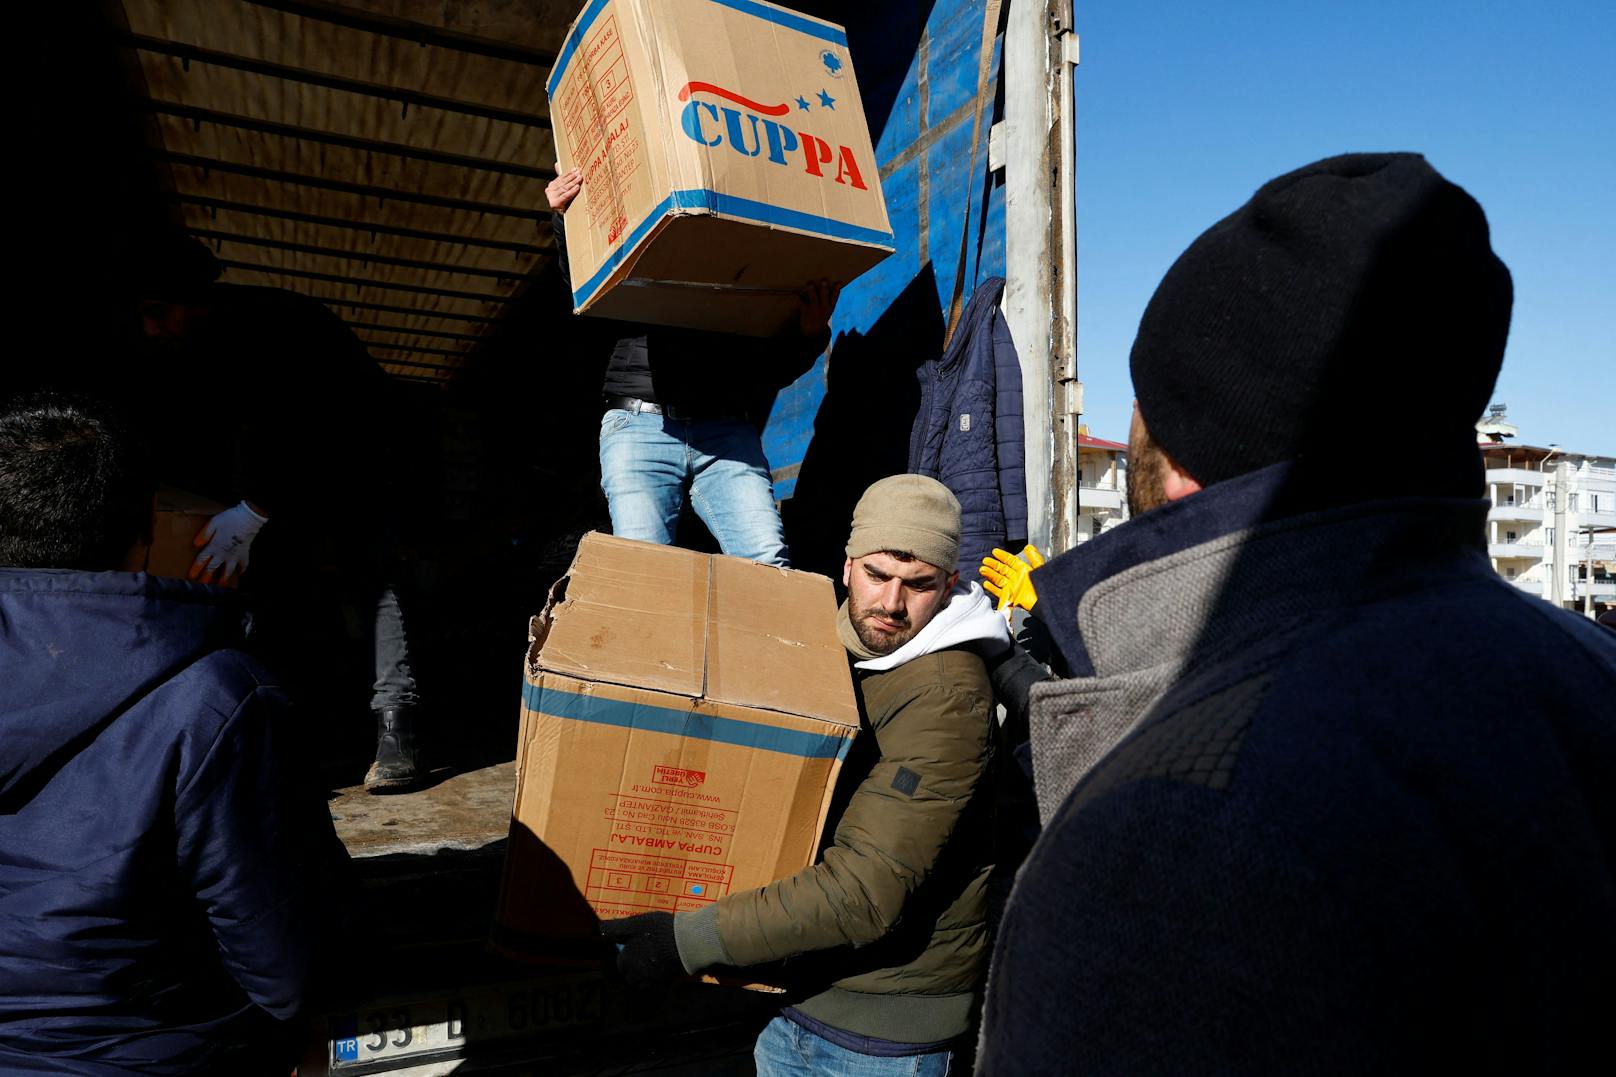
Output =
[
  {"x1": 532, "y1": 533, "x2": 857, "y2": 726},
  {"x1": 533, "y1": 532, "x2": 708, "y2": 697},
  {"x1": 705, "y1": 557, "x2": 858, "y2": 727}
]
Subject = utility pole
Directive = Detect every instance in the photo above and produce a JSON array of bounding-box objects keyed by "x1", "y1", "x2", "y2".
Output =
[
  {"x1": 1551, "y1": 460, "x2": 1570, "y2": 608},
  {"x1": 1004, "y1": 0, "x2": 1079, "y2": 555},
  {"x1": 1585, "y1": 525, "x2": 1596, "y2": 618}
]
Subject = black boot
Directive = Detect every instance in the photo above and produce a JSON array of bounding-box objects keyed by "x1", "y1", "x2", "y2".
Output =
[{"x1": 365, "y1": 706, "x2": 423, "y2": 792}]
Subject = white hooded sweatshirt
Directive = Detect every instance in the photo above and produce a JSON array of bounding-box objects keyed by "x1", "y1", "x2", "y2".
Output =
[{"x1": 853, "y1": 580, "x2": 1011, "y2": 672}]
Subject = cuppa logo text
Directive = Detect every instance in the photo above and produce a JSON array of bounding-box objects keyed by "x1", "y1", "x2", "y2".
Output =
[{"x1": 676, "y1": 82, "x2": 867, "y2": 191}]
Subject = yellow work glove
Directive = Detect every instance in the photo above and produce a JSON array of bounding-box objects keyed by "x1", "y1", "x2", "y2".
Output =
[{"x1": 980, "y1": 544, "x2": 1045, "y2": 615}]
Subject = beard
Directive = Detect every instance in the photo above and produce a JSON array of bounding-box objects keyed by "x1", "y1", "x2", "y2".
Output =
[
  {"x1": 1126, "y1": 420, "x2": 1170, "y2": 517},
  {"x1": 847, "y1": 587, "x2": 917, "y2": 655}
]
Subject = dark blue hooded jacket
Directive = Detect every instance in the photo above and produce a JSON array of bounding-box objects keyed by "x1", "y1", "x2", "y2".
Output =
[
  {"x1": 909, "y1": 278, "x2": 1027, "y2": 569},
  {"x1": 978, "y1": 466, "x2": 1616, "y2": 1074},
  {"x1": 0, "y1": 570, "x2": 348, "y2": 1075}
]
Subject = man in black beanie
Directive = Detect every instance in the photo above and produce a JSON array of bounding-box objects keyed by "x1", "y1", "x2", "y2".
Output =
[{"x1": 974, "y1": 154, "x2": 1616, "y2": 1074}]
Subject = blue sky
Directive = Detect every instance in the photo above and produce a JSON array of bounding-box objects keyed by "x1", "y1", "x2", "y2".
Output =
[{"x1": 1072, "y1": 0, "x2": 1614, "y2": 454}]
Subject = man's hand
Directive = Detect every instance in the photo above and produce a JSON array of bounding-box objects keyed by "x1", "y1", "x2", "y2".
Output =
[
  {"x1": 546, "y1": 166, "x2": 583, "y2": 214},
  {"x1": 190, "y1": 500, "x2": 268, "y2": 587},
  {"x1": 981, "y1": 544, "x2": 1045, "y2": 615},
  {"x1": 798, "y1": 278, "x2": 841, "y2": 337},
  {"x1": 600, "y1": 911, "x2": 684, "y2": 988}
]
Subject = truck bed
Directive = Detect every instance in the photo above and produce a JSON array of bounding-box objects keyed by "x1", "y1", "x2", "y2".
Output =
[{"x1": 303, "y1": 763, "x2": 775, "y2": 1076}]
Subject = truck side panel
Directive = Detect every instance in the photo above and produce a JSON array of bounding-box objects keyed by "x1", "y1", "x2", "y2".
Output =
[{"x1": 761, "y1": 0, "x2": 1007, "y2": 577}]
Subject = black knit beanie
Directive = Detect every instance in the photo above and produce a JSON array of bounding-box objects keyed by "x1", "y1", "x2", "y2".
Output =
[{"x1": 1129, "y1": 152, "x2": 1513, "y2": 489}]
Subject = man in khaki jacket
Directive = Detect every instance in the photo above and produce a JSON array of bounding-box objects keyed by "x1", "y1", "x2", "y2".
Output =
[{"x1": 604, "y1": 474, "x2": 1010, "y2": 1076}]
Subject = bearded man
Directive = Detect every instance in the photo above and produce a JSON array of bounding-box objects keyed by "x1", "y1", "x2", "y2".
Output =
[
  {"x1": 602, "y1": 474, "x2": 1010, "y2": 1076},
  {"x1": 976, "y1": 152, "x2": 1616, "y2": 1074}
]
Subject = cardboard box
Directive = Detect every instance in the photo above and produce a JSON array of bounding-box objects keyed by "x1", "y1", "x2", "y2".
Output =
[
  {"x1": 146, "y1": 487, "x2": 226, "y2": 579},
  {"x1": 495, "y1": 533, "x2": 859, "y2": 959},
  {"x1": 548, "y1": 0, "x2": 894, "y2": 336}
]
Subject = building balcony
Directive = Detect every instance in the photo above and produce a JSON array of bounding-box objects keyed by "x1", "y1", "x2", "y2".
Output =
[
  {"x1": 1078, "y1": 484, "x2": 1124, "y2": 512},
  {"x1": 1483, "y1": 467, "x2": 1548, "y2": 486},
  {"x1": 1489, "y1": 543, "x2": 1543, "y2": 559},
  {"x1": 1488, "y1": 504, "x2": 1543, "y2": 523},
  {"x1": 1579, "y1": 509, "x2": 1616, "y2": 529},
  {"x1": 1570, "y1": 575, "x2": 1609, "y2": 598},
  {"x1": 1507, "y1": 578, "x2": 1544, "y2": 596}
]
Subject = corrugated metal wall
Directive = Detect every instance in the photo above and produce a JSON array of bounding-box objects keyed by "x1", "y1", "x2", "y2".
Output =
[
  {"x1": 765, "y1": 0, "x2": 1005, "y2": 501},
  {"x1": 767, "y1": 0, "x2": 1006, "y2": 573},
  {"x1": 112, "y1": 0, "x2": 571, "y2": 384}
]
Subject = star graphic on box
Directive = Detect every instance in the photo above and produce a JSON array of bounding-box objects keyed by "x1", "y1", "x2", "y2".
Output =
[
  {"x1": 796, "y1": 94, "x2": 811, "y2": 111},
  {"x1": 817, "y1": 88, "x2": 836, "y2": 110}
]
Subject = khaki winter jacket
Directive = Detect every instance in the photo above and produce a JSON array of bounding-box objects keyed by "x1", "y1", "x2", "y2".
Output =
[{"x1": 676, "y1": 647, "x2": 996, "y2": 1044}]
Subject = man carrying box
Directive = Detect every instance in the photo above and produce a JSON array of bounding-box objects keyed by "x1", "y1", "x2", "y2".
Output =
[
  {"x1": 602, "y1": 474, "x2": 1010, "y2": 1075},
  {"x1": 548, "y1": 167, "x2": 838, "y2": 567},
  {"x1": 126, "y1": 229, "x2": 430, "y2": 791}
]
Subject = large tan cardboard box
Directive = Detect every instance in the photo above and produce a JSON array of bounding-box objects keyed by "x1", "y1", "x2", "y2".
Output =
[
  {"x1": 495, "y1": 533, "x2": 859, "y2": 958},
  {"x1": 548, "y1": 0, "x2": 894, "y2": 336},
  {"x1": 146, "y1": 487, "x2": 225, "y2": 579}
]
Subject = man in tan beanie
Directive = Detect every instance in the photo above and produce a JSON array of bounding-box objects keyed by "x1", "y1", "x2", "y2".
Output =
[{"x1": 604, "y1": 474, "x2": 1010, "y2": 1076}]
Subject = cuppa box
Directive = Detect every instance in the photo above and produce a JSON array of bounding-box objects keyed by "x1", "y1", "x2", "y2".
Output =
[
  {"x1": 548, "y1": 0, "x2": 894, "y2": 336},
  {"x1": 146, "y1": 487, "x2": 225, "y2": 579},
  {"x1": 494, "y1": 532, "x2": 859, "y2": 957}
]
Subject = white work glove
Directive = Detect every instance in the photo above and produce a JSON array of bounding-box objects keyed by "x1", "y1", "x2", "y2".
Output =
[{"x1": 190, "y1": 500, "x2": 268, "y2": 587}]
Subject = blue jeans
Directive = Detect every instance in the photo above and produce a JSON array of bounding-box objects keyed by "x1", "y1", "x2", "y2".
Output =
[
  {"x1": 598, "y1": 409, "x2": 790, "y2": 566},
  {"x1": 753, "y1": 1016, "x2": 953, "y2": 1076}
]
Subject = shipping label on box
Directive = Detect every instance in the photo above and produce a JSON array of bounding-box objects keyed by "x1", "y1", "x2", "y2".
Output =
[
  {"x1": 548, "y1": 0, "x2": 894, "y2": 335},
  {"x1": 495, "y1": 533, "x2": 860, "y2": 957}
]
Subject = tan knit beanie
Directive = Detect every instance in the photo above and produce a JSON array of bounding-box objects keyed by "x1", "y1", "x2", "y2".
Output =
[{"x1": 844, "y1": 474, "x2": 961, "y2": 572}]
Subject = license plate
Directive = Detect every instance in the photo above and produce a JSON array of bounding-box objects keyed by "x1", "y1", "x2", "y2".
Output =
[{"x1": 329, "y1": 973, "x2": 616, "y2": 1068}]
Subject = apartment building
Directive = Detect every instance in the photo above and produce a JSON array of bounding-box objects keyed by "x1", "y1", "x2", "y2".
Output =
[
  {"x1": 1481, "y1": 431, "x2": 1616, "y2": 615},
  {"x1": 1068, "y1": 416, "x2": 1614, "y2": 618},
  {"x1": 1075, "y1": 429, "x2": 1129, "y2": 543}
]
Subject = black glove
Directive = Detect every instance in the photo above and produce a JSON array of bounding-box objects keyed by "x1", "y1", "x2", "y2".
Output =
[
  {"x1": 987, "y1": 641, "x2": 1052, "y2": 733},
  {"x1": 600, "y1": 911, "x2": 684, "y2": 987}
]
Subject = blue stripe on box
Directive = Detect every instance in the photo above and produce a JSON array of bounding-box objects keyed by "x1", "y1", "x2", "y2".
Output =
[
  {"x1": 704, "y1": 0, "x2": 848, "y2": 45},
  {"x1": 571, "y1": 192, "x2": 676, "y2": 309},
  {"x1": 523, "y1": 682, "x2": 854, "y2": 761},
  {"x1": 572, "y1": 189, "x2": 895, "y2": 308},
  {"x1": 547, "y1": 0, "x2": 612, "y2": 98}
]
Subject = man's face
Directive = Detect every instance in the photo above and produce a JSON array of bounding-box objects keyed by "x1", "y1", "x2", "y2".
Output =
[
  {"x1": 842, "y1": 551, "x2": 958, "y2": 655},
  {"x1": 1126, "y1": 403, "x2": 1170, "y2": 517},
  {"x1": 139, "y1": 299, "x2": 206, "y2": 346}
]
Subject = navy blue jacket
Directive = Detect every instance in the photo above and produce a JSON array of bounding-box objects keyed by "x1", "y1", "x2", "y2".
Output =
[
  {"x1": 0, "y1": 570, "x2": 348, "y2": 1075},
  {"x1": 909, "y1": 278, "x2": 1027, "y2": 569},
  {"x1": 979, "y1": 467, "x2": 1616, "y2": 1074}
]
